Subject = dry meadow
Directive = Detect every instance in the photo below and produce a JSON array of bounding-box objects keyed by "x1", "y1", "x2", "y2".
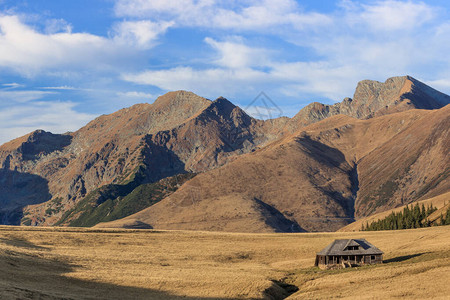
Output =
[{"x1": 0, "y1": 225, "x2": 449, "y2": 299}]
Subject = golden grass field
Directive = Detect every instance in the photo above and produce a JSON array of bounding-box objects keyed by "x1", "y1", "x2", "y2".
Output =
[{"x1": 0, "y1": 225, "x2": 449, "y2": 299}]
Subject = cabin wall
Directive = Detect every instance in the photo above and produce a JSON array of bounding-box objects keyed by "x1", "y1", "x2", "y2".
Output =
[
  {"x1": 316, "y1": 254, "x2": 383, "y2": 269},
  {"x1": 371, "y1": 254, "x2": 383, "y2": 264}
]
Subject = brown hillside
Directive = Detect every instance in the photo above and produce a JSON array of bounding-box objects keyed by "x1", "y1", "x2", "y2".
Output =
[
  {"x1": 299, "y1": 105, "x2": 450, "y2": 216},
  {"x1": 0, "y1": 91, "x2": 275, "y2": 226},
  {"x1": 96, "y1": 130, "x2": 357, "y2": 232},
  {"x1": 97, "y1": 105, "x2": 450, "y2": 232},
  {"x1": 1, "y1": 76, "x2": 449, "y2": 231}
]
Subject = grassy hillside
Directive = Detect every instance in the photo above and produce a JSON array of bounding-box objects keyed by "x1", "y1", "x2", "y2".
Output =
[
  {"x1": 0, "y1": 225, "x2": 449, "y2": 299},
  {"x1": 55, "y1": 173, "x2": 195, "y2": 227}
]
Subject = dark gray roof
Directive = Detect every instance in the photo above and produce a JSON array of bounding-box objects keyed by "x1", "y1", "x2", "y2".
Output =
[{"x1": 317, "y1": 239, "x2": 383, "y2": 256}]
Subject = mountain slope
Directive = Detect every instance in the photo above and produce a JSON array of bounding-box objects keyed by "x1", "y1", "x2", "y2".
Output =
[
  {"x1": 0, "y1": 75, "x2": 449, "y2": 231},
  {"x1": 0, "y1": 91, "x2": 274, "y2": 225},
  {"x1": 97, "y1": 105, "x2": 449, "y2": 232}
]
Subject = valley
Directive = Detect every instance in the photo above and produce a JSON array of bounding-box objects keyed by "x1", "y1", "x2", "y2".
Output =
[{"x1": 0, "y1": 225, "x2": 449, "y2": 299}]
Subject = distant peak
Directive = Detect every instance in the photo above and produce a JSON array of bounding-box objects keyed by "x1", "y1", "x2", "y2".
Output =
[
  {"x1": 203, "y1": 96, "x2": 238, "y2": 116},
  {"x1": 355, "y1": 76, "x2": 420, "y2": 92},
  {"x1": 152, "y1": 90, "x2": 211, "y2": 110},
  {"x1": 213, "y1": 96, "x2": 234, "y2": 106},
  {"x1": 215, "y1": 96, "x2": 227, "y2": 101},
  {"x1": 27, "y1": 129, "x2": 50, "y2": 141}
]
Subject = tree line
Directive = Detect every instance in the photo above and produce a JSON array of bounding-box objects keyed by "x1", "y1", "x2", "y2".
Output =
[{"x1": 362, "y1": 202, "x2": 450, "y2": 231}]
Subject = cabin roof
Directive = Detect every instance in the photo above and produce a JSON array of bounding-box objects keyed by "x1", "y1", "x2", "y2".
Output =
[{"x1": 317, "y1": 239, "x2": 383, "y2": 256}]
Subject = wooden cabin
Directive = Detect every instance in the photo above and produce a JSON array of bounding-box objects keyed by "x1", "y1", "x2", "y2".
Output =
[{"x1": 315, "y1": 239, "x2": 383, "y2": 269}]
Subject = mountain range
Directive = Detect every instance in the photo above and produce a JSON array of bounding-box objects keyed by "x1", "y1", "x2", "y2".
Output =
[{"x1": 0, "y1": 75, "x2": 449, "y2": 232}]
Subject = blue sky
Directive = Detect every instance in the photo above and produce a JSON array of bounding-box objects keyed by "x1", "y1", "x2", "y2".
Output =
[{"x1": 0, "y1": 0, "x2": 449, "y2": 145}]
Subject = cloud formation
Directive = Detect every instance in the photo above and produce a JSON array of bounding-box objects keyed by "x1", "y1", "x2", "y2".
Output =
[
  {"x1": 121, "y1": 0, "x2": 450, "y2": 101},
  {"x1": 114, "y1": 0, "x2": 331, "y2": 31},
  {"x1": 0, "y1": 14, "x2": 169, "y2": 75},
  {"x1": 112, "y1": 20, "x2": 173, "y2": 49},
  {"x1": 0, "y1": 98, "x2": 95, "y2": 145},
  {"x1": 0, "y1": 83, "x2": 95, "y2": 145}
]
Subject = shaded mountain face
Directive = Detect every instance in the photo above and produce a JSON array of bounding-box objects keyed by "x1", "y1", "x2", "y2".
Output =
[{"x1": 0, "y1": 76, "x2": 449, "y2": 231}]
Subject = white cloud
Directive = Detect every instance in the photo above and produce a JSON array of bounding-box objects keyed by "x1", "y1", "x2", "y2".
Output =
[
  {"x1": 44, "y1": 18, "x2": 73, "y2": 34},
  {"x1": 112, "y1": 20, "x2": 173, "y2": 49},
  {"x1": 0, "y1": 90, "x2": 56, "y2": 103},
  {"x1": 121, "y1": 0, "x2": 450, "y2": 103},
  {"x1": 0, "y1": 100, "x2": 96, "y2": 146},
  {"x1": 121, "y1": 30, "x2": 365, "y2": 101},
  {"x1": 204, "y1": 37, "x2": 270, "y2": 69},
  {"x1": 0, "y1": 84, "x2": 95, "y2": 145},
  {"x1": 122, "y1": 66, "x2": 274, "y2": 98},
  {"x1": 114, "y1": 0, "x2": 198, "y2": 17},
  {"x1": 212, "y1": 0, "x2": 331, "y2": 31},
  {"x1": 114, "y1": 0, "x2": 332, "y2": 31},
  {"x1": 2, "y1": 82, "x2": 23, "y2": 89},
  {"x1": 0, "y1": 14, "x2": 169, "y2": 76},
  {"x1": 40, "y1": 86, "x2": 76, "y2": 90},
  {"x1": 358, "y1": 0, "x2": 435, "y2": 31},
  {"x1": 270, "y1": 62, "x2": 361, "y2": 100},
  {"x1": 116, "y1": 91, "x2": 155, "y2": 99},
  {"x1": 0, "y1": 15, "x2": 112, "y2": 75}
]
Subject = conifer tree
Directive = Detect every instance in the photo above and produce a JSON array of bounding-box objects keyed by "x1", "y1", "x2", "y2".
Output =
[
  {"x1": 445, "y1": 207, "x2": 450, "y2": 225},
  {"x1": 362, "y1": 203, "x2": 442, "y2": 231}
]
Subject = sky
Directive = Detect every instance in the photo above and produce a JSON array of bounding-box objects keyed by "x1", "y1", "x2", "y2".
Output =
[{"x1": 0, "y1": 0, "x2": 449, "y2": 145}]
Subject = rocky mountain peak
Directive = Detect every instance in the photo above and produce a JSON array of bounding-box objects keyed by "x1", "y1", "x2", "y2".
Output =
[
  {"x1": 8, "y1": 130, "x2": 72, "y2": 161},
  {"x1": 152, "y1": 90, "x2": 211, "y2": 111},
  {"x1": 209, "y1": 96, "x2": 237, "y2": 115},
  {"x1": 288, "y1": 75, "x2": 450, "y2": 132},
  {"x1": 352, "y1": 75, "x2": 450, "y2": 111},
  {"x1": 353, "y1": 75, "x2": 407, "y2": 102},
  {"x1": 406, "y1": 76, "x2": 450, "y2": 108}
]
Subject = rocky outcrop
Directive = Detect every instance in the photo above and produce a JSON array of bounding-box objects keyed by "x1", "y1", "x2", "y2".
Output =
[{"x1": 287, "y1": 76, "x2": 450, "y2": 132}]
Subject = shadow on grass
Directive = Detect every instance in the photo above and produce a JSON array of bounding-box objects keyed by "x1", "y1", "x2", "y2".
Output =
[
  {"x1": 383, "y1": 253, "x2": 427, "y2": 263},
  {"x1": 0, "y1": 239, "x2": 230, "y2": 300},
  {"x1": 264, "y1": 280, "x2": 299, "y2": 299},
  {"x1": 0, "y1": 237, "x2": 50, "y2": 250}
]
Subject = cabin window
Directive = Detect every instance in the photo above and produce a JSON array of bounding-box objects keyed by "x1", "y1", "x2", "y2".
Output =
[
  {"x1": 346, "y1": 246, "x2": 359, "y2": 251},
  {"x1": 371, "y1": 255, "x2": 375, "y2": 260}
]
